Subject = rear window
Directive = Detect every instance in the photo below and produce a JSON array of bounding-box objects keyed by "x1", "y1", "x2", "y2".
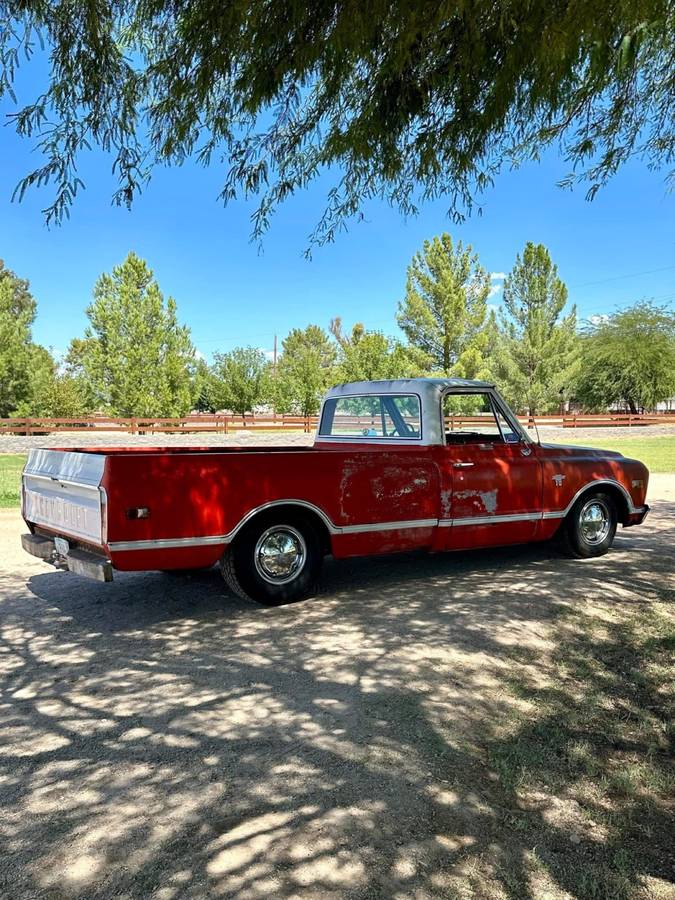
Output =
[{"x1": 319, "y1": 394, "x2": 422, "y2": 439}]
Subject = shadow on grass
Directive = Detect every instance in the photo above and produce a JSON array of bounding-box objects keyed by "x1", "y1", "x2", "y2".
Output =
[
  {"x1": 0, "y1": 501, "x2": 672, "y2": 898},
  {"x1": 489, "y1": 603, "x2": 674, "y2": 899}
]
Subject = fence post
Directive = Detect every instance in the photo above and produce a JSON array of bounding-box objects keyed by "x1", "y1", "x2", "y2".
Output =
[{"x1": 130, "y1": 418, "x2": 137, "y2": 435}]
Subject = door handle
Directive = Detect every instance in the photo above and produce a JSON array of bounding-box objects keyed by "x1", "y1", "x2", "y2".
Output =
[{"x1": 453, "y1": 462, "x2": 474, "y2": 468}]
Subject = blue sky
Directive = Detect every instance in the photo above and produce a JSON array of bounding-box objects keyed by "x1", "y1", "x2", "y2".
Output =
[{"x1": 1, "y1": 70, "x2": 673, "y2": 361}]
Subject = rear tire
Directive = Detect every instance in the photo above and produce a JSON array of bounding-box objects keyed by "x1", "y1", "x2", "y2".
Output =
[
  {"x1": 220, "y1": 513, "x2": 322, "y2": 606},
  {"x1": 560, "y1": 491, "x2": 617, "y2": 558}
]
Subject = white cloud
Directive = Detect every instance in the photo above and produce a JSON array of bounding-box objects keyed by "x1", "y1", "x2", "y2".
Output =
[
  {"x1": 490, "y1": 272, "x2": 507, "y2": 281},
  {"x1": 588, "y1": 314, "x2": 609, "y2": 326},
  {"x1": 488, "y1": 283, "x2": 503, "y2": 298}
]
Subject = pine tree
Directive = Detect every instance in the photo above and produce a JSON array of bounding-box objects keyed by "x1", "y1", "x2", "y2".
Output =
[
  {"x1": 397, "y1": 234, "x2": 490, "y2": 376},
  {"x1": 497, "y1": 243, "x2": 579, "y2": 414}
]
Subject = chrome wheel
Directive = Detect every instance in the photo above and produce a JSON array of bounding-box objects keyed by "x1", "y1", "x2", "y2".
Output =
[
  {"x1": 254, "y1": 525, "x2": 307, "y2": 585},
  {"x1": 579, "y1": 498, "x2": 611, "y2": 545}
]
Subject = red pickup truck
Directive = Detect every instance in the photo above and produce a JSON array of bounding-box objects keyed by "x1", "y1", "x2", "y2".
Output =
[{"x1": 21, "y1": 378, "x2": 649, "y2": 605}]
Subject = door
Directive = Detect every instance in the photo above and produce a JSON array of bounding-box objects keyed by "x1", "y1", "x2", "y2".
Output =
[{"x1": 436, "y1": 390, "x2": 543, "y2": 549}]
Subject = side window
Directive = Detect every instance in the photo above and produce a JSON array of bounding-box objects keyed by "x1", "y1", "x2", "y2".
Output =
[
  {"x1": 320, "y1": 395, "x2": 421, "y2": 439},
  {"x1": 443, "y1": 392, "x2": 508, "y2": 443}
]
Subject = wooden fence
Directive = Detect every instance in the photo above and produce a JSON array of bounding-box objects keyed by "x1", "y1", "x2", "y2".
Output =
[
  {"x1": 0, "y1": 414, "x2": 316, "y2": 435},
  {"x1": 1, "y1": 411, "x2": 675, "y2": 435}
]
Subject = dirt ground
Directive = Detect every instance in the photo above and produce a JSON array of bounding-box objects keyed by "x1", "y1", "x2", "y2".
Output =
[{"x1": 0, "y1": 477, "x2": 673, "y2": 899}]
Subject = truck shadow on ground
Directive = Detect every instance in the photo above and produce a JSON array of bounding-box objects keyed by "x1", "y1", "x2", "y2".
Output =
[{"x1": 0, "y1": 500, "x2": 673, "y2": 899}]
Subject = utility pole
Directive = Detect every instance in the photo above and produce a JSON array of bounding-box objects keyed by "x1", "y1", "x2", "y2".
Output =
[{"x1": 272, "y1": 334, "x2": 278, "y2": 419}]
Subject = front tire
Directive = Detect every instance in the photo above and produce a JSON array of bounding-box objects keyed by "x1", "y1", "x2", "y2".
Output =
[
  {"x1": 221, "y1": 513, "x2": 323, "y2": 605},
  {"x1": 560, "y1": 491, "x2": 617, "y2": 558}
]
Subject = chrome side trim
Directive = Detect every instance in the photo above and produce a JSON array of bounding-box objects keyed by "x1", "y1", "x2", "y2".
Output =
[
  {"x1": 224, "y1": 498, "x2": 338, "y2": 538},
  {"x1": 440, "y1": 511, "x2": 542, "y2": 527},
  {"x1": 542, "y1": 479, "x2": 639, "y2": 520},
  {"x1": 108, "y1": 509, "x2": 439, "y2": 552},
  {"x1": 339, "y1": 518, "x2": 437, "y2": 534},
  {"x1": 109, "y1": 534, "x2": 229, "y2": 551}
]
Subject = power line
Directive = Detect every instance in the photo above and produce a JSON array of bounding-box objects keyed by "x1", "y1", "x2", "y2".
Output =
[{"x1": 571, "y1": 264, "x2": 675, "y2": 289}]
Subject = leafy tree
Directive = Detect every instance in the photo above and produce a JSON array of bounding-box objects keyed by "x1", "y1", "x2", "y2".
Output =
[
  {"x1": 275, "y1": 326, "x2": 336, "y2": 416},
  {"x1": 13, "y1": 344, "x2": 54, "y2": 415},
  {"x1": 68, "y1": 252, "x2": 195, "y2": 417},
  {"x1": 210, "y1": 347, "x2": 270, "y2": 416},
  {"x1": 397, "y1": 234, "x2": 490, "y2": 376},
  {"x1": 330, "y1": 318, "x2": 422, "y2": 382},
  {"x1": 576, "y1": 302, "x2": 675, "y2": 412},
  {"x1": 19, "y1": 350, "x2": 92, "y2": 417},
  {"x1": 64, "y1": 336, "x2": 100, "y2": 411},
  {"x1": 0, "y1": 259, "x2": 36, "y2": 416},
  {"x1": 495, "y1": 243, "x2": 578, "y2": 415},
  {"x1": 190, "y1": 357, "x2": 217, "y2": 413},
  {"x1": 2, "y1": 3, "x2": 672, "y2": 245}
]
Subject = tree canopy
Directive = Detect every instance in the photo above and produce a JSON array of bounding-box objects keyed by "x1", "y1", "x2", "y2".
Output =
[
  {"x1": 1, "y1": 2, "x2": 673, "y2": 245},
  {"x1": 496, "y1": 242, "x2": 579, "y2": 415},
  {"x1": 275, "y1": 326, "x2": 336, "y2": 416},
  {"x1": 210, "y1": 347, "x2": 270, "y2": 416},
  {"x1": 0, "y1": 260, "x2": 38, "y2": 416},
  {"x1": 330, "y1": 318, "x2": 421, "y2": 382},
  {"x1": 576, "y1": 302, "x2": 675, "y2": 412},
  {"x1": 68, "y1": 252, "x2": 195, "y2": 416},
  {"x1": 397, "y1": 233, "x2": 490, "y2": 376}
]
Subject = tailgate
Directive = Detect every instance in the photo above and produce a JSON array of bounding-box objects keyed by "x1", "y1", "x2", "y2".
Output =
[{"x1": 22, "y1": 450, "x2": 107, "y2": 546}]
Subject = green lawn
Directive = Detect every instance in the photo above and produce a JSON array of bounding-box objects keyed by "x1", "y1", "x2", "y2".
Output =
[
  {"x1": 0, "y1": 455, "x2": 26, "y2": 508},
  {"x1": 560, "y1": 436, "x2": 675, "y2": 473}
]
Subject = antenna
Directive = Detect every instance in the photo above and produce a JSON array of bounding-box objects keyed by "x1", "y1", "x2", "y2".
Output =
[{"x1": 527, "y1": 413, "x2": 542, "y2": 445}]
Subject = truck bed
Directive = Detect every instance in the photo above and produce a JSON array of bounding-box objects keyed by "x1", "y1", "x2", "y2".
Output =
[{"x1": 22, "y1": 445, "x2": 441, "y2": 572}]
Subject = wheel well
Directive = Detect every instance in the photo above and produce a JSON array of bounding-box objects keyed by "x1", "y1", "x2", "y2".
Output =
[
  {"x1": 571, "y1": 483, "x2": 630, "y2": 525},
  {"x1": 232, "y1": 504, "x2": 332, "y2": 556}
]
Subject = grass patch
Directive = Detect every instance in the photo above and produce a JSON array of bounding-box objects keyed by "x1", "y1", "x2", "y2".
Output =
[
  {"x1": 0, "y1": 454, "x2": 26, "y2": 508},
  {"x1": 488, "y1": 601, "x2": 674, "y2": 899},
  {"x1": 561, "y1": 436, "x2": 675, "y2": 473}
]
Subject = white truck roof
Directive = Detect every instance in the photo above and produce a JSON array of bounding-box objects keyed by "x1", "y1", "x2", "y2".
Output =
[{"x1": 325, "y1": 377, "x2": 494, "y2": 400}]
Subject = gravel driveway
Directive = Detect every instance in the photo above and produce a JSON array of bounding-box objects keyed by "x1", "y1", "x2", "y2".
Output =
[
  {"x1": 1, "y1": 424, "x2": 674, "y2": 453},
  {"x1": 1, "y1": 477, "x2": 673, "y2": 899}
]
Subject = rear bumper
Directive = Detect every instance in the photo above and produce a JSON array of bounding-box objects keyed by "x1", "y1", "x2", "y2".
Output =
[
  {"x1": 624, "y1": 504, "x2": 650, "y2": 527},
  {"x1": 21, "y1": 533, "x2": 113, "y2": 582}
]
